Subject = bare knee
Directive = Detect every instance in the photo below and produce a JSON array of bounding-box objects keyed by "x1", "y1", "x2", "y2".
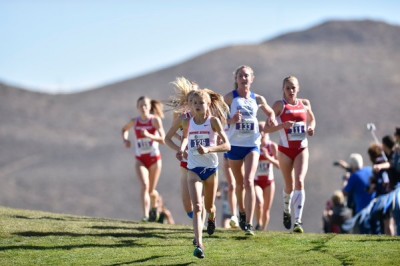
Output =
[
  {"x1": 236, "y1": 182, "x2": 244, "y2": 192},
  {"x1": 142, "y1": 184, "x2": 150, "y2": 193},
  {"x1": 228, "y1": 183, "x2": 236, "y2": 193},
  {"x1": 193, "y1": 202, "x2": 203, "y2": 213},
  {"x1": 243, "y1": 179, "x2": 254, "y2": 190}
]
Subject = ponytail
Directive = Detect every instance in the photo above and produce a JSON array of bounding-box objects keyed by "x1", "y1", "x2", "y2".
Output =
[{"x1": 150, "y1": 99, "x2": 164, "y2": 119}]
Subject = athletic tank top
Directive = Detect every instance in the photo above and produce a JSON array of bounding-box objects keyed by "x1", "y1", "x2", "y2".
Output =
[
  {"x1": 187, "y1": 116, "x2": 218, "y2": 169},
  {"x1": 277, "y1": 99, "x2": 308, "y2": 149},
  {"x1": 256, "y1": 141, "x2": 274, "y2": 180},
  {"x1": 134, "y1": 115, "x2": 160, "y2": 156},
  {"x1": 227, "y1": 90, "x2": 260, "y2": 147}
]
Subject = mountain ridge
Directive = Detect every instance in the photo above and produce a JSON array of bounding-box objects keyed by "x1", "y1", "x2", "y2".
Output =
[{"x1": 0, "y1": 19, "x2": 399, "y2": 233}]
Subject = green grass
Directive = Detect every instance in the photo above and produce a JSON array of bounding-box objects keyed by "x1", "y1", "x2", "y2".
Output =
[{"x1": 0, "y1": 206, "x2": 399, "y2": 265}]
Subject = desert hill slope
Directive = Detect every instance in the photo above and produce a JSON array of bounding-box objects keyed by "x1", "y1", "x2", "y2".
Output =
[{"x1": 0, "y1": 19, "x2": 399, "y2": 233}]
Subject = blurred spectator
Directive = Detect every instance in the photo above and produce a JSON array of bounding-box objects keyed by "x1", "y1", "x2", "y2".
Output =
[
  {"x1": 368, "y1": 144, "x2": 394, "y2": 235},
  {"x1": 368, "y1": 144, "x2": 390, "y2": 196},
  {"x1": 323, "y1": 190, "x2": 352, "y2": 233},
  {"x1": 393, "y1": 128, "x2": 400, "y2": 187},
  {"x1": 382, "y1": 135, "x2": 395, "y2": 159},
  {"x1": 333, "y1": 160, "x2": 353, "y2": 182},
  {"x1": 343, "y1": 186, "x2": 400, "y2": 236},
  {"x1": 333, "y1": 159, "x2": 356, "y2": 213},
  {"x1": 342, "y1": 153, "x2": 375, "y2": 233},
  {"x1": 157, "y1": 196, "x2": 175, "y2": 224},
  {"x1": 374, "y1": 130, "x2": 400, "y2": 190}
]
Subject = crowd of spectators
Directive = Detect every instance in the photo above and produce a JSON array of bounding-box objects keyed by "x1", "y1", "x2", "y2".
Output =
[{"x1": 323, "y1": 127, "x2": 400, "y2": 235}]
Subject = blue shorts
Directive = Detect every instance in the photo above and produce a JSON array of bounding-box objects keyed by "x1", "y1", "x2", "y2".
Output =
[
  {"x1": 189, "y1": 167, "x2": 218, "y2": 181},
  {"x1": 226, "y1": 145, "x2": 260, "y2": 160}
]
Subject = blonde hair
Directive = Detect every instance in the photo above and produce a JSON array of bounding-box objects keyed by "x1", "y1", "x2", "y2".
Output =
[
  {"x1": 233, "y1": 65, "x2": 254, "y2": 89},
  {"x1": 137, "y1": 96, "x2": 164, "y2": 119},
  {"x1": 167, "y1": 77, "x2": 198, "y2": 114},
  {"x1": 331, "y1": 190, "x2": 346, "y2": 206},
  {"x1": 190, "y1": 89, "x2": 229, "y2": 125},
  {"x1": 282, "y1": 76, "x2": 299, "y2": 88}
]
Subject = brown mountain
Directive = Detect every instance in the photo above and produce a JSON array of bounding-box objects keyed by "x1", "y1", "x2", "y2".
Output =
[{"x1": 0, "y1": 19, "x2": 399, "y2": 233}]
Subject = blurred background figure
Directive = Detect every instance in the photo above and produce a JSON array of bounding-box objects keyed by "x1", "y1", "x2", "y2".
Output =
[
  {"x1": 342, "y1": 153, "x2": 375, "y2": 234},
  {"x1": 368, "y1": 143, "x2": 390, "y2": 196},
  {"x1": 156, "y1": 195, "x2": 175, "y2": 224},
  {"x1": 333, "y1": 159, "x2": 356, "y2": 214},
  {"x1": 222, "y1": 152, "x2": 240, "y2": 229},
  {"x1": 121, "y1": 96, "x2": 165, "y2": 222},
  {"x1": 322, "y1": 190, "x2": 352, "y2": 233},
  {"x1": 368, "y1": 141, "x2": 395, "y2": 235},
  {"x1": 254, "y1": 122, "x2": 279, "y2": 231},
  {"x1": 374, "y1": 132, "x2": 399, "y2": 191},
  {"x1": 218, "y1": 180, "x2": 232, "y2": 228}
]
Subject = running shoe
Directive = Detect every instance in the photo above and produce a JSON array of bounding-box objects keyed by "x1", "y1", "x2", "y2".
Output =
[
  {"x1": 229, "y1": 215, "x2": 239, "y2": 228},
  {"x1": 148, "y1": 208, "x2": 158, "y2": 222},
  {"x1": 192, "y1": 238, "x2": 197, "y2": 246},
  {"x1": 141, "y1": 217, "x2": 149, "y2": 222},
  {"x1": 293, "y1": 222, "x2": 304, "y2": 233},
  {"x1": 239, "y1": 212, "x2": 246, "y2": 231},
  {"x1": 193, "y1": 245, "x2": 205, "y2": 259},
  {"x1": 207, "y1": 218, "x2": 216, "y2": 235},
  {"x1": 255, "y1": 224, "x2": 261, "y2": 231},
  {"x1": 245, "y1": 224, "x2": 255, "y2": 236},
  {"x1": 283, "y1": 211, "x2": 292, "y2": 229}
]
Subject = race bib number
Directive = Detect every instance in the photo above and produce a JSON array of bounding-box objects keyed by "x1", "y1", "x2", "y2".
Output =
[
  {"x1": 288, "y1": 121, "x2": 306, "y2": 141},
  {"x1": 235, "y1": 119, "x2": 255, "y2": 134},
  {"x1": 137, "y1": 138, "x2": 153, "y2": 154},
  {"x1": 257, "y1": 161, "x2": 270, "y2": 175},
  {"x1": 189, "y1": 134, "x2": 210, "y2": 155}
]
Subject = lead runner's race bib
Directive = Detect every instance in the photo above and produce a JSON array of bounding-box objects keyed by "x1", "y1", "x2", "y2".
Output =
[
  {"x1": 288, "y1": 121, "x2": 306, "y2": 141},
  {"x1": 137, "y1": 138, "x2": 153, "y2": 154},
  {"x1": 189, "y1": 133, "x2": 210, "y2": 155}
]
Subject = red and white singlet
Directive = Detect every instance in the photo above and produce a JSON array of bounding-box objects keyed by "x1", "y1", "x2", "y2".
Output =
[
  {"x1": 256, "y1": 141, "x2": 274, "y2": 181},
  {"x1": 277, "y1": 99, "x2": 308, "y2": 149},
  {"x1": 134, "y1": 115, "x2": 160, "y2": 157}
]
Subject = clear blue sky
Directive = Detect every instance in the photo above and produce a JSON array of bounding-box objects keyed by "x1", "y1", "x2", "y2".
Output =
[{"x1": 1, "y1": 0, "x2": 399, "y2": 94}]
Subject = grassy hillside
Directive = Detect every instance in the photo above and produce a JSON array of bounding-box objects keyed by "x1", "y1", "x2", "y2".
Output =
[{"x1": 0, "y1": 207, "x2": 399, "y2": 265}]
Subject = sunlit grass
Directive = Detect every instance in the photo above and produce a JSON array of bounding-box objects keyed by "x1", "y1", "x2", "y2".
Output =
[{"x1": 0, "y1": 206, "x2": 399, "y2": 265}]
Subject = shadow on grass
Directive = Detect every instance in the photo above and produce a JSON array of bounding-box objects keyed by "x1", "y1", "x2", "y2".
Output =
[
  {"x1": 14, "y1": 231, "x2": 169, "y2": 239},
  {"x1": 0, "y1": 240, "x2": 142, "y2": 251},
  {"x1": 10, "y1": 215, "x2": 192, "y2": 233},
  {"x1": 350, "y1": 237, "x2": 400, "y2": 242},
  {"x1": 308, "y1": 234, "x2": 356, "y2": 265},
  {"x1": 308, "y1": 234, "x2": 337, "y2": 252},
  {"x1": 11, "y1": 215, "x2": 66, "y2": 221},
  {"x1": 10, "y1": 215, "x2": 122, "y2": 223},
  {"x1": 104, "y1": 255, "x2": 194, "y2": 266},
  {"x1": 104, "y1": 256, "x2": 192, "y2": 266},
  {"x1": 90, "y1": 225, "x2": 192, "y2": 233},
  {"x1": 231, "y1": 235, "x2": 255, "y2": 241}
]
